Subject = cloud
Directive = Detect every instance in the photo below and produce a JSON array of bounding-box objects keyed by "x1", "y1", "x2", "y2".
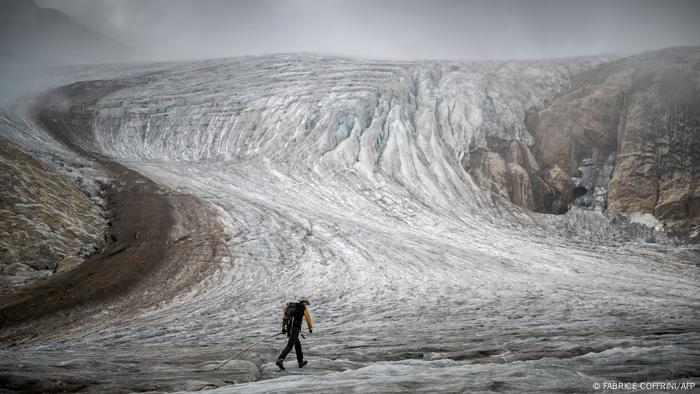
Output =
[{"x1": 33, "y1": 0, "x2": 700, "y2": 61}]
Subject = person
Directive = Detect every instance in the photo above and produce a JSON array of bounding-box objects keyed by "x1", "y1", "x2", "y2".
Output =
[{"x1": 276, "y1": 296, "x2": 313, "y2": 370}]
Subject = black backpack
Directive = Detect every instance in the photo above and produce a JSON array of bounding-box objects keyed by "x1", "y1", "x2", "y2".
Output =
[{"x1": 282, "y1": 302, "x2": 304, "y2": 334}]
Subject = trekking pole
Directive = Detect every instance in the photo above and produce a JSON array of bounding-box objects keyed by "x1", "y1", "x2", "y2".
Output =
[{"x1": 213, "y1": 332, "x2": 283, "y2": 371}]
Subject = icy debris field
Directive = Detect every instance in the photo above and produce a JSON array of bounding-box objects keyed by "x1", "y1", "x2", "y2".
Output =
[{"x1": 1, "y1": 54, "x2": 698, "y2": 393}]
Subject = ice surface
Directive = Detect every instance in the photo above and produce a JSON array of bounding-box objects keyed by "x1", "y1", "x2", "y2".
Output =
[{"x1": 0, "y1": 54, "x2": 698, "y2": 392}]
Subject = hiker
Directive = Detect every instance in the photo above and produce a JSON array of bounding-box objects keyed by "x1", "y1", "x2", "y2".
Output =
[{"x1": 276, "y1": 296, "x2": 313, "y2": 370}]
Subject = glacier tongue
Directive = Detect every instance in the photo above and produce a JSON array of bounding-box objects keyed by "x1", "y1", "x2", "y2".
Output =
[
  {"x1": 1, "y1": 54, "x2": 698, "y2": 393},
  {"x1": 91, "y1": 55, "x2": 603, "y2": 205}
]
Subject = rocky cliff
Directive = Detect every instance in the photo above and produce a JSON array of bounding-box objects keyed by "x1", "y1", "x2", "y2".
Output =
[
  {"x1": 468, "y1": 47, "x2": 700, "y2": 241},
  {"x1": 0, "y1": 138, "x2": 106, "y2": 289}
]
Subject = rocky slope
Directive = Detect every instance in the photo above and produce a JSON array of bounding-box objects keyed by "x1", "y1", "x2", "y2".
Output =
[
  {"x1": 537, "y1": 46, "x2": 700, "y2": 237},
  {"x1": 0, "y1": 138, "x2": 106, "y2": 289},
  {"x1": 469, "y1": 47, "x2": 700, "y2": 242}
]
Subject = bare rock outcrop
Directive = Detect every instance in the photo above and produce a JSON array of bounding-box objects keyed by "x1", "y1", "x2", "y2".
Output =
[
  {"x1": 0, "y1": 138, "x2": 106, "y2": 288},
  {"x1": 469, "y1": 140, "x2": 541, "y2": 211},
  {"x1": 535, "y1": 47, "x2": 700, "y2": 237},
  {"x1": 467, "y1": 47, "x2": 700, "y2": 241}
]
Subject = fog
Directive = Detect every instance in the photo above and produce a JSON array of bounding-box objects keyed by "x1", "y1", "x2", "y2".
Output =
[{"x1": 30, "y1": 0, "x2": 700, "y2": 61}]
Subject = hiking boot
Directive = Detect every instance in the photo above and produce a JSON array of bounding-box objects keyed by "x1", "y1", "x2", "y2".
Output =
[
  {"x1": 275, "y1": 359, "x2": 285, "y2": 370},
  {"x1": 298, "y1": 360, "x2": 308, "y2": 368}
]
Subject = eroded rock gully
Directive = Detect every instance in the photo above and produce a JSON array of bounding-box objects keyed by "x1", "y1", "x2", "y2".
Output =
[{"x1": 466, "y1": 46, "x2": 700, "y2": 242}]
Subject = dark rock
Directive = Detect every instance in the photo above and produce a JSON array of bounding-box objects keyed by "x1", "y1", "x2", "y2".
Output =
[{"x1": 465, "y1": 47, "x2": 700, "y2": 239}]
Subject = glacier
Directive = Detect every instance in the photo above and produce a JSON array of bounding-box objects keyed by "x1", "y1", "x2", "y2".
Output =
[{"x1": 0, "y1": 53, "x2": 698, "y2": 393}]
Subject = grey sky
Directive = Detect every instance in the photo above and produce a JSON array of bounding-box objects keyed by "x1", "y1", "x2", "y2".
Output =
[{"x1": 34, "y1": 0, "x2": 700, "y2": 61}]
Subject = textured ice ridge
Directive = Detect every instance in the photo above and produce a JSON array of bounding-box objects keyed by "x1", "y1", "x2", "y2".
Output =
[{"x1": 93, "y1": 54, "x2": 603, "y2": 180}]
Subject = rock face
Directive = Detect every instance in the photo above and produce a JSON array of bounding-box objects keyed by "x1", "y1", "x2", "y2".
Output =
[
  {"x1": 468, "y1": 47, "x2": 700, "y2": 240},
  {"x1": 78, "y1": 54, "x2": 607, "y2": 226},
  {"x1": 0, "y1": 138, "x2": 106, "y2": 288},
  {"x1": 536, "y1": 47, "x2": 700, "y2": 236},
  {"x1": 469, "y1": 140, "x2": 540, "y2": 210}
]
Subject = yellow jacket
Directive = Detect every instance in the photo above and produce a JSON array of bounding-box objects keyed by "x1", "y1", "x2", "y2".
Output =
[{"x1": 303, "y1": 308, "x2": 313, "y2": 331}]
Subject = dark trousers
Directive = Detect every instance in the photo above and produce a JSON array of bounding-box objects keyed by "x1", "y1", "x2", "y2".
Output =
[{"x1": 278, "y1": 330, "x2": 303, "y2": 363}]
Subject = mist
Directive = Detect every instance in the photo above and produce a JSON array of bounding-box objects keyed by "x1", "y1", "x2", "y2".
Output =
[{"x1": 29, "y1": 0, "x2": 700, "y2": 62}]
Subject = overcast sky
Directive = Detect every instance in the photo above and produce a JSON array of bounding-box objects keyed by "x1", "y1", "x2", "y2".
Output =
[{"x1": 35, "y1": 0, "x2": 700, "y2": 61}]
